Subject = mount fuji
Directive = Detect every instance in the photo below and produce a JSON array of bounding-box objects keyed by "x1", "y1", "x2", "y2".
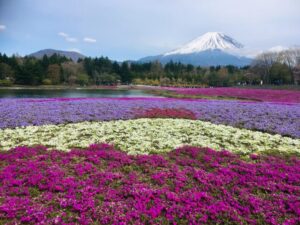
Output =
[{"x1": 139, "y1": 32, "x2": 252, "y2": 66}]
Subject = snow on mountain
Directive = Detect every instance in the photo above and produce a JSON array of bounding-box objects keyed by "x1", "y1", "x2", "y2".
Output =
[{"x1": 164, "y1": 32, "x2": 244, "y2": 56}]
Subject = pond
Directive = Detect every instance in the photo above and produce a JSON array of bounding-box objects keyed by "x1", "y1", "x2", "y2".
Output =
[{"x1": 0, "y1": 88, "x2": 157, "y2": 98}]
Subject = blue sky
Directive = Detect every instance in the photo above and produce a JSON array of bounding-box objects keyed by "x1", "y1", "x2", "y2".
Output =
[{"x1": 0, "y1": 0, "x2": 299, "y2": 61}]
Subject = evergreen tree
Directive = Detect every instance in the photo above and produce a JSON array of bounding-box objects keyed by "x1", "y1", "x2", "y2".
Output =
[{"x1": 120, "y1": 62, "x2": 132, "y2": 84}]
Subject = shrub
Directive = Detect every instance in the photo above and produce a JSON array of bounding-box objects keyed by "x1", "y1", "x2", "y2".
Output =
[
  {"x1": 42, "y1": 79, "x2": 52, "y2": 85},
  {"x1": 0, "y1": 79, "x2": 13, "y2": 86},
  {"x1": 76, "y1": 73, "x2": 89, "y2": 86}
]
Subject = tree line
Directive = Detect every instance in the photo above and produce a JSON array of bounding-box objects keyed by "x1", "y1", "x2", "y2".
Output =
[
  {"x1": 0, "y1": 50, "x2": 299, "y2": 87},
  {"x1": 250, "y1": 48, "x2": 300, "y2": 85}
]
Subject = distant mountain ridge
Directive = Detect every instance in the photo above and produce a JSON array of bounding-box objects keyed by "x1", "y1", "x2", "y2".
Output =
[
  {"x1": 139, "y1": 32, "x2": 252, "y2": 66},
  {"x1": 29, "y1": 49, "x2": 86, "y2": 62},
  {"x1": 140, "y1": 50, "x2": 252, "y2": 67}
]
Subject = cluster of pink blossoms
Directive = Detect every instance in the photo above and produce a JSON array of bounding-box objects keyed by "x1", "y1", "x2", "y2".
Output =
[
  {"x1": 0, "y1": 144, "x2": 299, "y2": 224},
  {"x1": 135, "y1": 107, "x2": 197, "y2": 120},
  {"x1": 165, "y1": 87, "x2": 300, "y2": 103}
]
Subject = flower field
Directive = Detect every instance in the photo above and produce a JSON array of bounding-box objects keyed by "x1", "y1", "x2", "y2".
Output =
[
  {"x1": 0, "y1": 95, "x2": 300, "y2": 224},
  {"x1": 1, "y1": 119, "x2": 299, "y2": 155},
  {"x1": 1, "y1": 144, "x2": 300, "y2": 224},
  {"x1": 1, "y1": 98, "x2": 299, "y2": 138},
  {"x1": 164, "y1": 87, "x2": 300, "y2": 103}
]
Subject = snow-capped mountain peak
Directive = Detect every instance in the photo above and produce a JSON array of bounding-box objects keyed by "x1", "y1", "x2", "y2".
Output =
[
  {"x1": 139, "y1": 32, "x2": 252, "y2": 66},
  {"x1": 164, "y1": 32, "x2": 244, "y2": 56}
]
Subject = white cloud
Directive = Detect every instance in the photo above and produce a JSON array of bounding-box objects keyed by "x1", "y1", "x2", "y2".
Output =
[
  {"x1": 58, "y1": 32, "x2": 68, "y2": 37},
  {"x1": 83, "y1": 37, "x2": 97, "y2": 43},
  {"x1": 227, "y1": 47, "x2": 263, "y2": 58},
  {"x1": 268, "y1": 45, "x2": 289, "y2": 52},
  {"x1": 0, "y1": 24, "x2": 6, "y2": 31},
  {"x1": 65, "y1": 37, "x2": 78, "y2": 43},
  {"x1": 58, "y1": 32, "x2": 78, "y2": 42}
]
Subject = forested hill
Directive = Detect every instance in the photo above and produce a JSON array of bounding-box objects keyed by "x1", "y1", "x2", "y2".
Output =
[{"x1": 29, "y1": 49, "x2": 85, "y2": 62}]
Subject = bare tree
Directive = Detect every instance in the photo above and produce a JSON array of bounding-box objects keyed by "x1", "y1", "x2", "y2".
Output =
[
  {"x1": 251, "y1": 52, "x2": 276, "y2": 83},
  {"x1": 251, "y1": 48, "x2": 300, "y2": 84},
  {"x1": 292, "y1": 56, "x2": 300, "y2": 85},
  {"x1": 61, "y1": 61, "x2": 85, "y2": 85}
]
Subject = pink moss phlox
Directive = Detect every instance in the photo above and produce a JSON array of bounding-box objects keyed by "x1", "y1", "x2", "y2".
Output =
[{"x1": 0, "y1": 144, "x2": 299, "y2": 224}]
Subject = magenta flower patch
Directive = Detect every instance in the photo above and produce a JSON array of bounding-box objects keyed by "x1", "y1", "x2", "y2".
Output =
[
  {"x1": 165, "y1": 87, "x2": 300, "y2": 103},
  {"x1": 135, "y1": 107, "x2": 197, "y2": 120},
  {"x1": 0, "y1": 144, "x2": 299, "y2": 224}
]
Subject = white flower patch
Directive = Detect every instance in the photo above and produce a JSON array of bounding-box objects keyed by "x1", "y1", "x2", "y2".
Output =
[{"x1": 0, "y1": 118, "x2": 299, "y2": 155}]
